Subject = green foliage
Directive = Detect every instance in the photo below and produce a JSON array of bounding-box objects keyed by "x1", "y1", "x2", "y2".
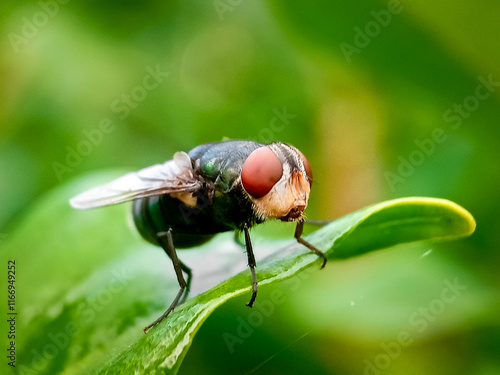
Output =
[
  {"x1": 1, "y1": 1, "x2": 498, "y2": 373},
  {"x1": 0, "y1": 173, "x2": 474, "y2": 374}
]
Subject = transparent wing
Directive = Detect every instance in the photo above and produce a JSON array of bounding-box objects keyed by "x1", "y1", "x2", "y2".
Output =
[{"x1": 70, "y1": 152, "x2": 202, "y2": 209}]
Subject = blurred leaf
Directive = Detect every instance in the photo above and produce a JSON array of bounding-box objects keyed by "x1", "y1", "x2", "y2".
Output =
[
  {"x1": 1, "y1": 2, "x2": 497, "y2": 374},
  {"x1": 1, "y1": 163, "x2": 475, "y2": 375},
  {"x1": 95, "y1": 197, "x2": 474, "y2": 374},
  {"x1": 0, "y1": 170, "x2": 475, "y2": 374}
]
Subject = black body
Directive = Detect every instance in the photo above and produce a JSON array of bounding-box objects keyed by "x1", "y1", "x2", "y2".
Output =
[
  {"x1": 133, "y1": 140, "x2": 264, "y2": 248},
  {"x1": 70, "y1": 139, "x2": 327, "y2": 332}
]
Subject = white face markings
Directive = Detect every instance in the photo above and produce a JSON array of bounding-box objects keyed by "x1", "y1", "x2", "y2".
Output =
[
  {"x1": 269, "y1": 143, "x2": 312, "y2": 186},
  {"x1": 241, "y1": 143, "x2": 313, "y2": 221}
]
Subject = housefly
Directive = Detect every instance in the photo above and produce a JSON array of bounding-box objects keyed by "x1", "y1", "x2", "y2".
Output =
[{"x1": 70, "y1": 140, "x2": 327, "y2": 332}]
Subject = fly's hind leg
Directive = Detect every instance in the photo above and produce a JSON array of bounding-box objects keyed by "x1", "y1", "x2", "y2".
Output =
[
  {"x1": 294, "y1": 221, "x2": 327, "y2": 269},
  {"x1": 178, "y1": 261, "x2": 192, "y2": 305},
  {"x1": 143, "y1": 229, "x2": 192, "y2": 333},
  {"x1": 243, "y1": 224, "x2": 258, "y2": 308}
]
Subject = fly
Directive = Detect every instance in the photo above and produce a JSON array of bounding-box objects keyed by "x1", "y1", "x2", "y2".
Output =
[{"x1": 70, "y1": 140, "x2": 327, "y2": 332}]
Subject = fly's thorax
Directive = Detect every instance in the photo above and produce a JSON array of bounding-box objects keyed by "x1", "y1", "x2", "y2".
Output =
[
  {"x1": 239, "y1": 142, "x2": 313, "y2": 222},
  {"x1": 191, "y1": 140, "x2": 262, "y2": 193},
  {"x1": 169, "y1": 191, "x2": 198, "y2": 207}
]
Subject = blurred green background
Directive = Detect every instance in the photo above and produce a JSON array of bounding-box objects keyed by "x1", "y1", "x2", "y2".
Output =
[{"x1": 1, "y1": 0, "x2": 499, "y2": 374}]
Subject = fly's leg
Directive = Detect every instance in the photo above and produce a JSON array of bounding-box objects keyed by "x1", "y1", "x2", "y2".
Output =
[
  {"x1": 178, "y1": 261, "x2": 192, "y2": 304},
  {"x1": 294, "y1": 221, "x2": 327, "y2": 269},
  {"x1": 158, "y1": 231, "x2": 192, "y2": 304},
  {"x1": 243, "y1": 224, "x2": 258, "y2": 308},
  {"x1": 143, "y1": 229, "x2": 191, "y2": 333}
]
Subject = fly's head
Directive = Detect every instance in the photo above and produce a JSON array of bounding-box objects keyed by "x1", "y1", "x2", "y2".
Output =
[{"x1": 240, "y1": 143, "x2": 313, "y2": 222}]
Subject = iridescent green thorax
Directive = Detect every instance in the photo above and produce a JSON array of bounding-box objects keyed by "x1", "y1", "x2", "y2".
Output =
[
  {"x1": 189, "y1": 140, "x2": 262, "y2": 192},
  {"x1": 132, "y1": 140, "x2": 266, "y2": 248}
]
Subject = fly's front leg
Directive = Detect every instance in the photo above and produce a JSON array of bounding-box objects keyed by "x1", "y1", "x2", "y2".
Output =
[
  {"x1": 243, "y1": 224, "x2": 258, "y2": 308},
  {"x1": 143, "y1": 229, "x2": 191, "y2": 333},
  {"x1": 295, "y1": 221, "x2": 327, "y2": 269}
]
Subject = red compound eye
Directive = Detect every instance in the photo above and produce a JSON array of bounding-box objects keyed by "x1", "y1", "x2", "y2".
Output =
[
  {"x1": 241, "y1": 147, "x2": 283, "y2": 198},
  {"x1": 298, "y1": 150, "x2": 313, "y2": 186}
]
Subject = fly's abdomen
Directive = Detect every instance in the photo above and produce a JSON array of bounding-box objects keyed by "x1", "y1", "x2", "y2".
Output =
[
  {"x1": 132, "y1": 196, "x2": 163, "y2": 245},
  {"x1": 132, "y1": 195, "x2": 216, "y2": 248}
]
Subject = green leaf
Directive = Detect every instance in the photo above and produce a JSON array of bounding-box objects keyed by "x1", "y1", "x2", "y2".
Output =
[
  {"x1": 1, "y1": 173, "x2": 474, "y2": 375},
  {"x1": 96, "y1": 198, "x2": 475, "y2": 374}
]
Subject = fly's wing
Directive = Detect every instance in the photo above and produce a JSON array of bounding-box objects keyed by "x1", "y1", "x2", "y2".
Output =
[{"x1": 70, "y1": 152, "x2": 202, "y2": 209}]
